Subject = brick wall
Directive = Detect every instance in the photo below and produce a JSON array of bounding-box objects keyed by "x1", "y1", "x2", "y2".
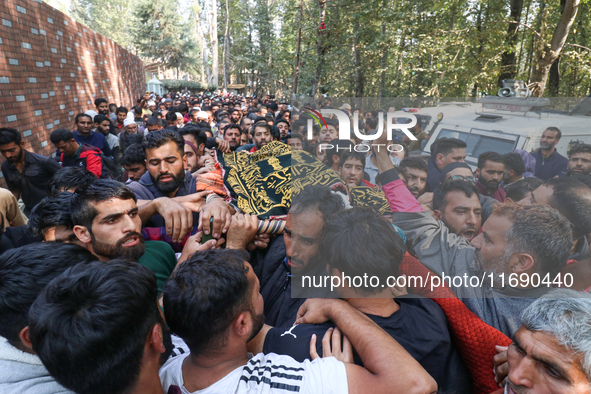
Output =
[{"x1": 0, "y1": 0, "x2": 145, "y2": 162}]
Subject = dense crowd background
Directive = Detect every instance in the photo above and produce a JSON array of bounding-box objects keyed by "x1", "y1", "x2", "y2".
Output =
[{"x1": 1, "y1": 92, "x2": 591, "y2": 394}]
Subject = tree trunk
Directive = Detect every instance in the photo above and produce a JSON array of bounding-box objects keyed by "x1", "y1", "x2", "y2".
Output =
[
  {"x1": 530, "y1": 0, "x2": 579, "y2": 97},
  {"x1": 498, "y1": 0, "x2": 524, "y2": 84},
  {"x1": 312, "y1": 0, "x2": 326, "y2": 98},
  {"x1": 293, "y1": 0, "x2": 304, "y2": 97},
  {"x1": 353, "y1": 21, "x2": 364, "y2": 98},
  {"x1": 210, "y1": 0, "x2": 219, "y2": 89},
  {"x1": 223, "y1": 0, "x2": 230, "y2": 93},
  {"x1": 379, "y1": 22, "x2": 388, "y2": 102}
]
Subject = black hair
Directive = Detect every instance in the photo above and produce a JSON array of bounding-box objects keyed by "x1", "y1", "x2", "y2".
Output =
[
  {"x1": 503, "y1": 152, "x2": 526, "y2": 176},
  {"x1": 163, "y1": 249, "x2": 251, "y2": 356},
  {"x1": 143, "y1": 129, "x2": 184, "y2": 155},
  {"x1": 322, "y1": 207, "x2": 406, "y2": 296},
  {"x1": 49, "y1": 128, "x2": 75, "y2": 144},
  {"x1": 93, "y1": 114, "x2": 110, "y2": 124},
  {"x1": 116, "y1": 106, "x2": 128, "y2": 115},
  {"x1": 289, "y1": 132, "x2": 304, "y2": 143},
  {"x1": 0, "y1": 243, "x2": 96, "y2": 344},
  {"x1": 545, "y1": 126, "x2": 562, "y2": 140},
  {"x1": 70, "y1": 179, "x2": 136, "y2": 231},
  {"x1": 477, "y1": 151, "x2": 504, "y2": 169},
  {"x1": 27, "y1": 192, "x2": 75, "y2": 238},
  {"x1": 545, "y1": 178, "x2": 591, "y2": 240},
  {"x1": 253, "y1": 121, "x2": 272, "y2": 135},
  {"x1": 94, "y1": 98, "x2": 108, "y2": 107},
  {"x1": 223, "y1": 123, "x2": 241, "y2": 136},
  {"x1": 504, "y1": 178, "x2": 544, "y2": 202},
  {"x1": 325, "y1": 139, "x2": 355, "y2": 167},
  {"x1": 145, "y1": 116, "x2": 161, "y2": 127},
  {"x1": 74, "y1": 113, "x2": 92, "y2": 124},
  {"x1": 28, "y1": 260, "x2": 160, "y2": 394},
  {"x1": 399, "y1": 156, "x2": 428, "y2": 174},
  {"x1": 431, "y1": 137, "x2": 467, "y2": 158},
  {"x1": 274, "y1": 118, "x2": 289, "y2": 128},
  {"x1": 433, "y1": 179, "x2": 479, "y2": 211},
  {"x1": 177, "y1": 104, "x2": 188, "y2": 114},
  {"x1": 166, "y1": 111, "x2": 178, "y2": 122},
  {"x1": 48, "y1": 167, "x2": 96, "y2": 196},
  {"x1": 0, "y1": 127, "x2": 22, "y2": 145},
  {"x1": 291, "y1": 184, "x2": 345, "y2": 217},
  {"x1": 133, "y1": 106, "x2": 143, "y2": 116},
  {"x1": 109, "y1": 103, "x2": 117, "y2": 112},
  {"x1": 569, "y1": 143, "x2": 591, "y2": 158},
  {"x1": 270, "y1": 125, "x2": 280, "y2": 140},
  {"x1": 179, "y1": 125, "x2": 207, "y2": 146},
  {"x1": 340, "y1": 150, "x2": 366, "y2": 170},
  {"x1": 120, "y1": 144, "x2": 146, "y2": 167}
]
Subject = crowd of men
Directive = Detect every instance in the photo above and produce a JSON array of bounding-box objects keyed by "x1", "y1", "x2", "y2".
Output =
[{"x1": 0, "y1": 92, "x2": 591, "y2": 394}]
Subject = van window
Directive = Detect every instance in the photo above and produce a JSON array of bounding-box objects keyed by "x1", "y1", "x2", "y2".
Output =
[{"x1": 438, "y1": 128, "x2": 517, "y2": 158}]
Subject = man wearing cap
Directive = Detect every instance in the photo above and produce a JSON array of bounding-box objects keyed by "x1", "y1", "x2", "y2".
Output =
[
  {"x1": 147, "y1": 100, "x2": 157, "y2": 114},
  {"x1": 339, "y1": 103, "x2": 352, "y2": 117},
  {"x1": 119, "y1": 117, "x2": 144, "y2": 153}
]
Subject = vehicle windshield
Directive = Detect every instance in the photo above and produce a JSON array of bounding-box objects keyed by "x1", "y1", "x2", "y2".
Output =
[{"x1": 438, "y1": 128, "x2": 517, "y2": 158}]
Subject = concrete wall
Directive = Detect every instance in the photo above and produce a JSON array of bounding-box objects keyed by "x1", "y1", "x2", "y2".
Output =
[{"x1": 0, "y1": 0, "x2": 145, "y2": 160}]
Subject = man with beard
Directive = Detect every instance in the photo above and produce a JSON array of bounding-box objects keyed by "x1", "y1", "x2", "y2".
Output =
[
  {"x1": 128, "y1": 130, "x2": 235, "y2": 243},
  {"x1": 222, "y1": 124, "x2": 241, "y2": 151},
  {"x1": 249, "y1": 122, "x2": 273, "y2": 153},
  {"x1": 73, "y1": 113, "x2": 113, "y2": 157},
  {"x1": 532, "y1": 127, "x2": 568, "y2": 180},
  {"x1": 492, "y1": 290, "x2": 591, "y2": 394},
  {"x1": 339, "y1": 150, "x2": 366, "y2": 188},
  {"x1": 0, "y1": 127, "x2": 62, "y2": 215},
  {"x1": 28, "y1": 259, "x2": 178, "y2": 394},
  {"x1": 161, "y1": 249, "x2": 436, "y2": 394},
  {"x1": 475, "y1": 152, "x2": 506, "y2": 202},
  {"x1": 71, "y1": 179, "x2": 215, "y2": 293},
  {"x1": 502, "y1": 152, "x2": 526, "y2": 186},
  {"x1": 432, "y1": 180, "x2": 481, "y2": 242},
  {"x1": 398, "y1": 157, "x2": 428, "y2": 199},
  {"x1": 229, "y1": 108, "x2": 241, "y2": 124},
  {"x1": 94, "y1": 97, "x2": 109, "y2": 115},
  {"x1": 567, "y1": 143, "x2": 591, "y2": 176},
  {"x1": 373, "y1": 131, "x2": 573, "y2": 337},
  {"x1": 94, "y1": 114, "x2": 120, "y2": 162},
  {"x1": 179, "y1": 126, "x2": 207, "y2": 172}
]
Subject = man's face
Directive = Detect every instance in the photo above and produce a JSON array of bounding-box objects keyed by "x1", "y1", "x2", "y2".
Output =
[
  {"x1": 85, "y1": 198, "x2": 145, "y2": 261},
  {"x1": 145, "y1": 141, "x2": 187, "y2": 196},
  {"x1": 0, "y1": 142, "x2": 23, "y2": 162},
  {"x1": 319, "y1": 125, "x2": 338, "y2": 143},
  {"x1": 477, "y1": 160, "x2": 505, "y2": 191},
  {"x1": 402, "y1": 167, "x2": 428, "y2": 198},
  {"x1": 116, "y1": 112, "x2": 127, "y2": 124},
  {"x1": 506, "y1": 326, "x2": 590, "y2": 394},
  {"x1": 436, "y1": 190, "x2": 481, "y2": 241},
  {"x1": 437, "y1": 148, "x2": 466, "y2": 170},
  {"x1": 241, "y1": 119, "x2": 253, "y2": 132},
  {"x1": 224, "y1": 128, "x2": 241, "y2": 151},
  {"x1": 239, "y1": 133, "x2": 249, "y2": 146},
  {"x1": 230, "y1": 111, "x2": 240, "y2": 123},
  {"x1": 288, "y1": 138, "x2": 303, "y2": 150},
  {"x1": 182, "y1": 134, "x2": 202, "y2": 173},
  {"x1": 165, "y1": 101, "x2": 173, "y2": 109},
  {"x1": 540, "y1": 129, "x2": 559, "y2": 150},
  {"x1": 125, "y1": 123, "x2": 138, "y2": 134},
  {"x1": 445, "y1": 167, "x2": 475, "y2": 183},
  {"x1": 277, "y1": 122, "x2": 289, "y2": 138},
  {"x1": 245, "y1": 261, "x2": 265, "y2": 341},
  {"x1": 96, "y1": 120, "x2": 110, "y2": 135},
  {"x1": 315, "y1": 143, "x2": 329, "y2": 163},
  {"x1": 470, "y1": 214, "x2": 513, "y2": 282},
  {"x1": 568, "y1": 152, "x2": 591, "y2": 176},
  {"x1": 519, "y1": 184, "x2": 554, "y2": 205},
  {"x1": 96, "y1": 102, "x2": 109, "y2": 115},
  {"x1": 284, "y1": 209, "x2": 324, "y2": 275},
  {"x1": 53, "y1": 140, "x2": 78, "y2": 156},
  {"x1": 76, "y1": 116, "x2": 93, "y2": 135},
  {"x1": 339, "y1": 157, "x2": 364, "y2": 187},
  {"x1": 253, "y1": 126, "x2": 272, "y2": 150},
  {"x1": 124, "y1": 163, "x2": 147, "y2": 182}
]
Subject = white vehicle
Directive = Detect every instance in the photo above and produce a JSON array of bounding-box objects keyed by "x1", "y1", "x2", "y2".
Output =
[{"x1": 409, "y1": 90, "x2": 591, "y2": 168}]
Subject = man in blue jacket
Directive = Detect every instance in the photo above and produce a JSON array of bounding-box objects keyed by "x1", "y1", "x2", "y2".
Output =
[{"x1": 531, "y1": 127, "x2": 568, "y2": 180}]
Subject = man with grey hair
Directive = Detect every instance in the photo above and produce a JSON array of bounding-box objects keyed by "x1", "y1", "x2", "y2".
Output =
[
  {"x1": 493, "y1": 289, "x2": 591, "y2": 394},
  {"x1": 372, "y1": 132, "x2": 573, "y2": 337}
]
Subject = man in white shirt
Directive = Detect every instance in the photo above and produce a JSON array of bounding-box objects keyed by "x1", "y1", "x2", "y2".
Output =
[{"x1": 161, "y1": 249, "x2": 437, "y2": 394}]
